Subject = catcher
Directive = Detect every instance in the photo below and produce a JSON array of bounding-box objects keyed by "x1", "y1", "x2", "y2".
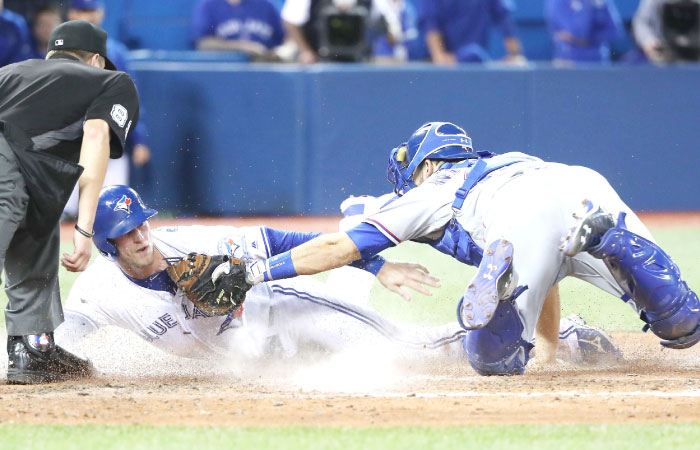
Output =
[{"x1": 54, "y1": 185, "x2": 621, "y2": 369}]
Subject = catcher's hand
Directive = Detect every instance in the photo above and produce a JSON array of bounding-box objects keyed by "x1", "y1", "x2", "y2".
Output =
[{"x1": 165, "y1": 253, "x2": 251, "y2": 316}]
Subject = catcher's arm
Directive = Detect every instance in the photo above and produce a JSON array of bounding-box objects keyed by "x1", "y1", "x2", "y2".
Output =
[
  {"x1": 244, "y1": 231, "x2": 438, "y2": 300},
  {"x1": 166, "y1": 253, "x2": 252, "y2": 316}
]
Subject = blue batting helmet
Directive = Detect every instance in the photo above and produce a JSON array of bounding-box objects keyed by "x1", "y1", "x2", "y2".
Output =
[
  {"x1": 93, "y1": 185, "x2": 158, "y2": 261},
  {"x1": 387, "y1": 122, "x2": 475, "y2": 196}
]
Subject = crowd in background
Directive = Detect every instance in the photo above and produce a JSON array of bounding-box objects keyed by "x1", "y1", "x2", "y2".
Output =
[{"x1": 1, "y1": 0, "x2": 699, "y2": 68}]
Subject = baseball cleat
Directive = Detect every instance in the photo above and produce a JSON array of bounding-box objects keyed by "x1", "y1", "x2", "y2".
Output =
[
  {"x1": 6, "y1": 334, "x2": 94, "y2": 384},
  {"x1": 559, "y1": 314, "x2": 623, "y2": 365},
  {"x1": 559, "y1": 199, "x2": 615, "y2": 257},
  {"x1": 458, "y1": 239, "x2": 516, "y2": 330}
]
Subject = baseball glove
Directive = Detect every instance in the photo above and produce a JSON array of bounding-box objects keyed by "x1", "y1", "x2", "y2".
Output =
[{"x1": 165, "y1": 253, "x2": 251, "y2": 316}]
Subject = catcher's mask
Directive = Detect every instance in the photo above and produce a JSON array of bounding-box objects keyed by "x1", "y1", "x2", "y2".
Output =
[
  {"x1": 93, "y1": 185, "x2": 158, "y2": 261},
  {"x1": 387, "y1": 122, "x2": 475, "y2": 196}
]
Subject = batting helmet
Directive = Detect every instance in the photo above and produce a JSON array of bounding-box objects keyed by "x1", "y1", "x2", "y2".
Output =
[
  {"x1": 387, "y1": 122, "x2": 475, "y2": 196},
  {"x1": 93, "y1": 185, "x2": 158, "y2": 261}
]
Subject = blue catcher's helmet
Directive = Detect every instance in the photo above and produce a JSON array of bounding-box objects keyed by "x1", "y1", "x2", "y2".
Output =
[
  {"x1": 387, "y1": 122, "x2": 475, "y2": 196},
  {"x1": 93, "y1": 185, "x2": 158, "y2": 261}
]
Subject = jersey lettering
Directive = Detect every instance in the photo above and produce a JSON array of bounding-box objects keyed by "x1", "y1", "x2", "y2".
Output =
[
  {"x1": 192, "y1": 305, "x2": 210, "y2": 319},
  {"x1": 147, "y1": 322, "x2": 167, "y2": 336},
  {"x1": 144, "y1": 313, "x2": 179, "y2": 337}
]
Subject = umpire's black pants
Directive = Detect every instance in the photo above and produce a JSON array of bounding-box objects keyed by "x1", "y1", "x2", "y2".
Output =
[{"x1": 0, "y1": 134, "x2": 63, "y2": 336}]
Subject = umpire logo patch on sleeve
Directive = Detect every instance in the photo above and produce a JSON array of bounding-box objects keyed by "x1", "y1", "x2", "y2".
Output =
[{"x1": 110, "y1": 104, "x2": 128, "y2": 128}]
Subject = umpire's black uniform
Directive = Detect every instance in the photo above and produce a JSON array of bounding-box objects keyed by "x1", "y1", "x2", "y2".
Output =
[{"x1": 0, "y1": 20, "x2": 139, "y2": 384}]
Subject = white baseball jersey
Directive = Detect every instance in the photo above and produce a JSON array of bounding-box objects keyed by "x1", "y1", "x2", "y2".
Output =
[
  {"x1": 56, "y1": 225, "x2": 466, "y2": 360},
  {"x1": 357, "y1": 153, "x2": 655, "y2": 342}
]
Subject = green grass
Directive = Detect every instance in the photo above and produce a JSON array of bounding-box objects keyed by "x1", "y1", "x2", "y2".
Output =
[{"x1": 1, "y1": 424, "x2": 699, "y2": 450}]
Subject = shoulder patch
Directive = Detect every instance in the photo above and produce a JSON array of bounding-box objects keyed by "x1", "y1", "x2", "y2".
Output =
[{"x1": 110, "y1": 104, "x2": 128, "y2": 128}]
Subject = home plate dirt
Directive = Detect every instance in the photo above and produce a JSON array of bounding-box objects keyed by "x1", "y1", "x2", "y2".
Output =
[{"x1": 1, "y1": 330, "x2": 699, "y2": 426}]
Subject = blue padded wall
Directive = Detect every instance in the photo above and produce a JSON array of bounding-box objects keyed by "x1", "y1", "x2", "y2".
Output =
[{"x1": 129, "y1": 59, "x2": 700, "y2": 214}]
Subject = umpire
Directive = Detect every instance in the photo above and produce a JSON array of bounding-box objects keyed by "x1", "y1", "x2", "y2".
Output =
[{"x1": 0, "y1": 20, "x2": 139, "y2": 384}]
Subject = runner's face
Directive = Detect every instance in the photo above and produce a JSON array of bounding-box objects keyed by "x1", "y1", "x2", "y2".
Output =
[{"x1": 114, "y1": 222, "x2": 155, "y2": 270}]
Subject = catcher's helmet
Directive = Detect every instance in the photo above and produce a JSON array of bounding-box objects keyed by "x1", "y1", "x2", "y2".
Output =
[
  {"x1": 93, "y1": 185, "x2": 158, "y2": 261},
  {"x1": 387, "y1": 122, "x2": 475, "y2": 196}
]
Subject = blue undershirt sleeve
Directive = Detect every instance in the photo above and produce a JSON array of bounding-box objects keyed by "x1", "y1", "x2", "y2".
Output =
[
  {"x1": 345, "y1": 222, "x2": 396, "y2": 259},
  {"x1": 263, "y1": 227, "x2": 322, "y2": 256}
]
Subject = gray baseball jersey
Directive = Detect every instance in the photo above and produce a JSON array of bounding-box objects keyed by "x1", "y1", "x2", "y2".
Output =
[{"x1": 359, "y1": 154, "x2": 656, "y2": 342}]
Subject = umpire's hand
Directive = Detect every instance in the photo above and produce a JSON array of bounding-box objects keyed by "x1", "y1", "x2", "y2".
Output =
[{"x1": 61, "y1": 230, "x2": 92, "y2": 272}]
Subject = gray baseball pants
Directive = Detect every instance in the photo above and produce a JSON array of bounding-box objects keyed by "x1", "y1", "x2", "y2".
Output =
[{"x1": 0, "y1": 134, "x2": 63, "y2": 336}]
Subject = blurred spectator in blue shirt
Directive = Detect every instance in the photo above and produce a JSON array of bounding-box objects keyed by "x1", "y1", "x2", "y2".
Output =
[
  {"x1": 417, "y1": 0, "x2": 524, "y2": 64},
  {"x1": 30, "y1": 3, "x2": 61, "y2": 59},
  {"x1": 0, "y1": 0, "x2": 33, "y2": 67},
  {"x1": 192, "y1": 0, "x2": 285, "y2": 61},
  {"x1": 546, "y1": 0, "x2": 624, "y2": 64},
  {"x1": 373, "y1": 0, "x2": 429, "y2": 62},
  {"x1": 62, "y1": 0, "x2": 152, "y2": 220}
]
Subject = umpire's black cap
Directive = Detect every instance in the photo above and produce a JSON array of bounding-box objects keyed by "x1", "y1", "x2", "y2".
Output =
[{"x1": 47, "y1": 20, "x2": 116, "y2": 71}]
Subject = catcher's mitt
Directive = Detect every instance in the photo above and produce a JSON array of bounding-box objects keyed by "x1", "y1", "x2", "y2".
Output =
[{"x1": 165, "y1": 253, "x2": 251, "y2": 316}]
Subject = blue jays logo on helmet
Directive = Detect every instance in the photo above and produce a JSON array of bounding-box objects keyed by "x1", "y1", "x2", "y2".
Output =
[
  {"x1": 93, "y1": 185, "x2": 158, "y2": 261},
  {"x1": 387, "y1": 122, "x2": 475, "y2": 196},
  {"x1": 114, "y1": 195, "x2": 132, "y2": 214}
]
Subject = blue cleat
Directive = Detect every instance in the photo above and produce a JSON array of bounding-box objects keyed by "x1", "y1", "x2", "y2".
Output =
[
  {"x1": 560, "y1": 199, "x2": 615, "y2": 257},
  {"x1": 458, "y1": 239, "x2": 517, "y2": 330}
]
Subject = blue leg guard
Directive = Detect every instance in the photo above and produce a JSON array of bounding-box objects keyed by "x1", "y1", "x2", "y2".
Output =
[
  {"x1": 589, "y1": 213, "x2": 700, "y2": 349},
  {"x1": 462, "y1": 300, "x2": 533, "y2": 375}
]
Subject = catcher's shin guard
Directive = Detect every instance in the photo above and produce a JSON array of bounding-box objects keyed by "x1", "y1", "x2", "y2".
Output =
[
  {"x1": 589, "y1": 213, "x2": 700, "y2": 349},
  {"x1": 462, "y1": 300, "x2": 533, "y2": 375}
]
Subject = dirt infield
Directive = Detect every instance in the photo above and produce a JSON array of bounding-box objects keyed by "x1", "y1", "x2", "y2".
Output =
[
  {"x1": 1, "y1": 331, "x2": 700, "y2": 426},
  {"x1": 4, "y1": 211, "x2": 695, "y2": 427}
]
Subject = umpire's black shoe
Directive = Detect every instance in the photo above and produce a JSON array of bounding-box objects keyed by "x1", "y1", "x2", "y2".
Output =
[{"x1": 6, "y1": 333, "x2": 93, "y2": 384}]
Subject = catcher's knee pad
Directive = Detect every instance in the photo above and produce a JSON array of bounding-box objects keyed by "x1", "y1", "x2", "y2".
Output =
[
  {"x1": 462, "y1": 300, "x2": 533, "y2": 375},
  {"x1": 589, "y1": 213, "x2": 700, "y2": 349}
]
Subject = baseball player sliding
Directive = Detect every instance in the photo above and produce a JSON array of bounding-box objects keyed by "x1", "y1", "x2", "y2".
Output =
[
  {"x1": 238, "y1": 122, "x2": 699, "y2": 375},
  {"x1": 55, "y1": 185, "x2": 618, "y2": 369}
]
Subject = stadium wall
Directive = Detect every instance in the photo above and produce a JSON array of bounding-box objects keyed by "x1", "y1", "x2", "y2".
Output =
[{"x1": 129, "y1": 61, "x2": 700, "y2": 215}]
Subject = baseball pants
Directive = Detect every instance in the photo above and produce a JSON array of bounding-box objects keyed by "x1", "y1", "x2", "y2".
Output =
[
  {"x1": 471, "y1": 163, "x2": 654, "y2": 343},
  {"x1": 243, "y1": 276, "x2": 466, "y2": 359},
  {"x1": 0, "y1": 134, "x2": 64, "y2": 336}
]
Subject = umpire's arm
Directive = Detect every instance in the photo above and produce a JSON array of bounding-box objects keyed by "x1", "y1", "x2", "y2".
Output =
[{"x1": 61, "y1": 119, "x2": 110, "y2": 272}]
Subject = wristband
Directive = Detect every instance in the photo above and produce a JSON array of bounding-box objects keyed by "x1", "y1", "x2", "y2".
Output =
[
  {"x1": 75, "y1": 224, "x2": 95, "y2": 238},
  {"x1": 265, "y1": 251, "x2": 298, "y2": 281},
  {"x1": 349, "y1": 255, "x2": 387, "y2": 276},
  {"x1": 246, "y1": 251, "x2": 298, "y2": 284}
]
